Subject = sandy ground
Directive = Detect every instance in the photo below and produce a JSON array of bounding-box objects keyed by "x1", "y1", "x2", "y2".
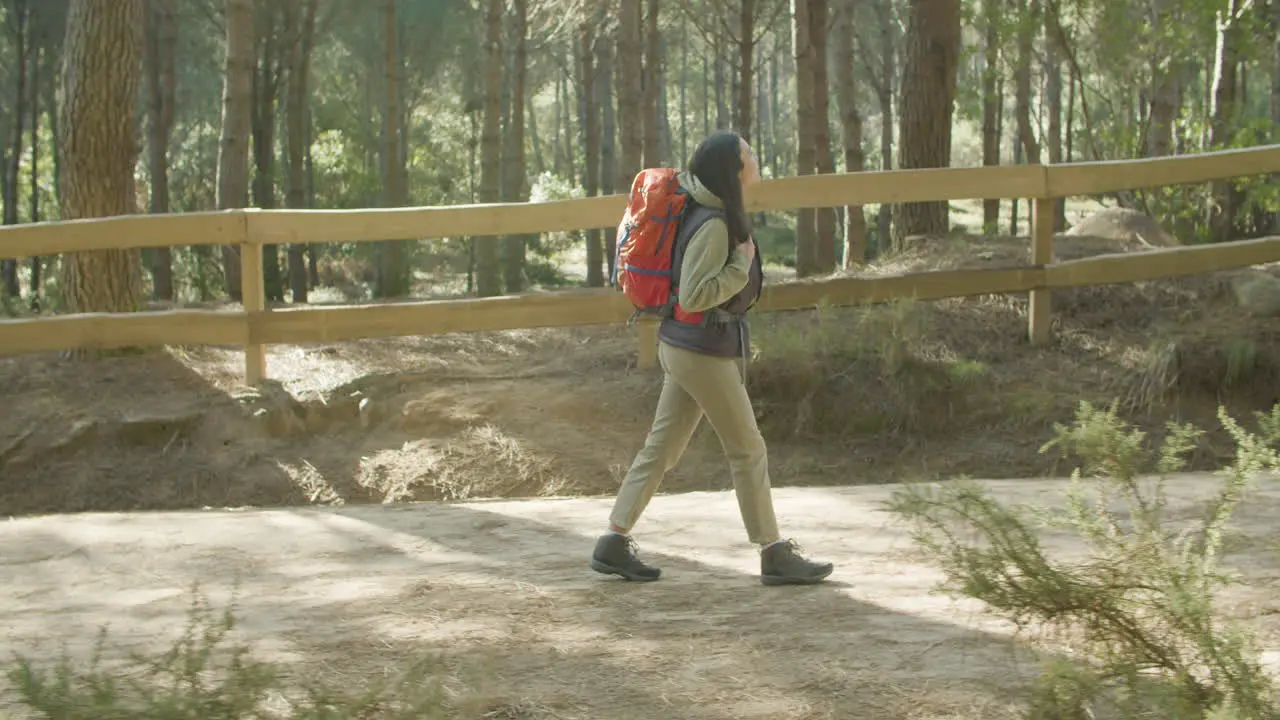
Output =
[{"x1": 5, "y1": 474, "x2": 1280, "y2": 719}]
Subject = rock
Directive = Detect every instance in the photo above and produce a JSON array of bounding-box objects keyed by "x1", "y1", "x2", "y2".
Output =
[
  {"x1": 1233, "y1": 272, "x2": 1280, "y2": 317},
  {"x1": 1064, "y1": 207, "x2": 1179, "y2": 247}
]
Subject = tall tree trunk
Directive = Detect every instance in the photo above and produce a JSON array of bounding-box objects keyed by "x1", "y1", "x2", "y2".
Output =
[
  {"x1": 476, "y1": 0, "x2": 504, "y2": 297},
  {"x1": 679, "y1": 19, "x2": 688, "y2": 161},
  {"x1": 58, "y1": 0, "x2": 146, "y2": 327},
  {"x1": 657, "y1": 38, "x2": 673, "y2": 163},
  {"x1": 703, "y1": 49, "x2": 711, "y2": 136},
  {"x1": 834, "y1": 0, "x2": 867, "y2": 267},
  {"x1": 598, "y1": 25, "x2": 618, "y2": 277},
  {"x1": 251, "y1": 4, "x2": 282, "y2": 302},
  {"x1": 304, "y1": 101, "x2": 319, "y2": 289},
  {"x1": 1146, "y1": 0, "x2": 1178, "y2": 158},
  {"x1": 617, "y1": 0, "x2": 643, "y2": 188},
  {"x1": 714, "y1": 26, "x2": 727, "y2": 129},
  {"x1": 737, "y1": 0, "x2": 756, "y2": 144},
  {"x1": 792, "y1": 0, "x2": 818, "y2": 276},
  {"x1": 1272, "y1": 0, "x2": 1280, "y2": 232},
  {"x1": 1045, "y1": 0, "x2": 1064, "y2": 230},
  {"x1": 1013, "y1": 0, "x2": 1040, "y2": 165},
  {"x1": 760, "y1": 39, "x2": 772, "y2": 172},
  {"x1": 216, "y1": 0, "x2": 254, "y2": 301},
  {"x1": 642, "y1": 0, "x2": 662, "y2": 166},
  {"x1": 503, "y1": 0, "x2": 528, "y2": 292},
  {"x1": 769, "y1": 32, "x2": 781, "y2": 178},
  {"x1": 892, "y1": 0, "x2": 961, "y2": 248},
  {"x1": 578, "y1": 3, "x2": 603, "y2": 287},
  {"x1": 145, "y1": 0, "x2": 176, "y2": 301},
  {"x1": 27, "y1": 43, "x2": 41, "y2": 306},
  {"x1": 980, "y1": 0, "x2": 1001, "y2": 233},
  {"x1": 876, "y1": 0, "x2": 894, "y2": 247},
  {"x1": 285, "y1": 0, "x2": 317, "y2": 303},
  {"x1": 528, "y1": 93, "x2": 545, "y2": 177},
  {"x1": 377, "y1": 0, "x2": 410, "y2": 298},
  {"x1": 1208, "y1": 0, "x2": 1246, "y2": 243},
  {"x1": 810, "y1": 0, "x2": 837, "y2": 271},
  {"x1": 1009, "y1": 0, "x2": 1039, "y2": 234},
  {"x1": 2, "y1": 0, "x2": 29, "y2": 298}
]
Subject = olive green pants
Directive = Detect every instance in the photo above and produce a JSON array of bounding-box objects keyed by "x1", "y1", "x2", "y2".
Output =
[{"x1": 608, "y1": 340, "x2": 782, "y2": 545}]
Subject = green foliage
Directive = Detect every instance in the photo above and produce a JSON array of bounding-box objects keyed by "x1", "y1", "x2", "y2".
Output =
[
  {"x1": 9, "y1": 585, "x2": 465, "y2": 719},
  {"x1": 887, "y1": 401, "x2": 1280, "y2": 719}
]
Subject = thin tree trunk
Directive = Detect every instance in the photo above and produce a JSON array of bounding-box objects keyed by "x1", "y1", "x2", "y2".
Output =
[
  {"x1": 657, "y1": 37, "x2": 673, "y2": 163},
  {"x1": 680, "y1": 19, "x2": 688, "y2": 162},
  {"x1": 285, "y1": 0, "x2": 317, "y2": 303},
  {"x1": 714, "y1": 26, "x2": 727, "y2": 129},
  {"x1": 503, "y1": 0, "x2": 528, "y2": 292},
  {"x1": 1045, "y1": 0, "x2": 1064, "y2": 230},
  {"x1": 2, "y1": 0, "x2": 29, "y2": 298},
  {"x1": 476, "y1": 0, "x2": 504, "y2": 296},
  {"x1": 27, "y1": 42, "x2": 41, "y2": 306},
  {"x1": 1013, "y1": 0, "x2": 1041, "y2": 166},
  {"x1": 792, "y1": 0, "x2": 818, "y2": 276},
  {"x1": 58, "y1": 0, "x2": 146, "y2": 327},
  {"x1": 980, "y1": 0, "x2": 1001, "y2": 233},
  {"x1": 1146, "y1": 0, "x2": 1178, "y2": 158},
  {"x1": 1272, "y1": 0, "x2": 1280, "y2": 232},
  {"x1": 737, "y1": 0, "x2": 756, "y2": 144},
  {"x1": 578, "y1": 4, "x2": 603, "y2": 286},
  {"x1": 876, "y1": 0, "x2": 894, "y2": 247},
  {"x1": 598, "y1": 25, "x2": 618, "y2": 276},
  {"x1": 251, "y1": 4, "x2": 282, "y2": 302},
  {"x1": 810, "y1": 0, "x2": 836, "y2": 271},
  {"x1": 770, "y1": 32, "x2": 781, "y2": 178},
  {"x1": 1208, "y1": 0, "x2": 1246, "y2": 242},
  {"x1": 216, "y1": 0, "x2": 254, "y2": 301},
  {"x1": 528, "y1": 93, "x2": 545, "y2": 177},
  {"x1": 146, "y1": 0, "x2": 177, "y2": 301},
  {"x1": 834, "y1": 0, "x2": 866, "y2": 267}
]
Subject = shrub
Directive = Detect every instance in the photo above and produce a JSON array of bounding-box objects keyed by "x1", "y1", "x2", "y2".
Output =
[
  {"x1": 8, "y1": 585, "x2": 461, "y2": 719},
  {"x1": 886, "y1": 401, "x2": 1280, "y2": 719}
]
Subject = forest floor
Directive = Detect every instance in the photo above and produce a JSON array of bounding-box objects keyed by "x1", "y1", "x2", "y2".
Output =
[
  {"x1": 7, "y1": 200, "x2": 1280, "y2": 715},
  {"x1": 4, "y1": 475, "x2": 1280, "y2": 719}
]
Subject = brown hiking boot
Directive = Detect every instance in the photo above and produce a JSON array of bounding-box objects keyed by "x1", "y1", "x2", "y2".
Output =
[
  {"x1": 760, "y1": 540, "x2": 833, "y2": 586},
  {"x1": 590, "y1": 533, "x2": 662, "y2": 582}
]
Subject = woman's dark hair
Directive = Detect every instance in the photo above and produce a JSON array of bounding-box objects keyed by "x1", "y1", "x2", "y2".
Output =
[{"x1": 688, "y1": 131, "x2": 753, "y2": 245}]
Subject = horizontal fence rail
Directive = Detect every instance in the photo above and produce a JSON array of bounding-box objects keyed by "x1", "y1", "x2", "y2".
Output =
[
  {"x1": 2, "y1": 144, "x2": 1280, "y2": 383},
  {"x1": 1, "y1": 145, "x2": 1278, "y2": 258}
]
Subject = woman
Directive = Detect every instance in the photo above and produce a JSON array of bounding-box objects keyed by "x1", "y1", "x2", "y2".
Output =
[{"x1": 590, "y1": 131, "x2": 834, "y2": 587}]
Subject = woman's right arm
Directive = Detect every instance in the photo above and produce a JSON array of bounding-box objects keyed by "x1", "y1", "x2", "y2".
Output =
[{"x1": 676, "y1": 217, "x2": 752, "y2": 313}]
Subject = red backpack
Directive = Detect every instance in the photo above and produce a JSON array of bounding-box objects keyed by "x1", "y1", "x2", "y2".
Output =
[{"x1": 611, "y1": 168, "x2": 691, "y2": 321}]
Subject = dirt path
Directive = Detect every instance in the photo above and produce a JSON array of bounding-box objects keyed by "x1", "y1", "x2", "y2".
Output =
[{"x1": 5, "y1": 476, "x2": 1280, "y2": 719}]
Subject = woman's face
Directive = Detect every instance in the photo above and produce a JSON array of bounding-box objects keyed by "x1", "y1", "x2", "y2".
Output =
[{"x1": 738, "y1": 138, "x2": 761, "y2": 188}]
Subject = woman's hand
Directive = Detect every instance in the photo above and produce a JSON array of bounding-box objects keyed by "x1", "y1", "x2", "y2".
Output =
[{"x1": 736, "y1": 239, "x2": 756, "y2": 264}]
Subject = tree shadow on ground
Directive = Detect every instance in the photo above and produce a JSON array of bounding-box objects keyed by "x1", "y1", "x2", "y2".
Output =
[{"x1": 308, "y1": 494, "x2": 1046, "y2": 719}]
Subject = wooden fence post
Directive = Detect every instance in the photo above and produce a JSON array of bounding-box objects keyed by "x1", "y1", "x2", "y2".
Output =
[
  {"x1": 636, "y1": 318, "x2": 659, "y2": 370},
  {"x1": 239, "y1": 216, "x2": 267, "y2": 384},
  {"x1": 1028, "y1": 196, "x2": 1055, "y2": 346}
]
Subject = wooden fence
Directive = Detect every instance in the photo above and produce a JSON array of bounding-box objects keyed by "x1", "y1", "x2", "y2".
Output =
[{"x1": 3, "y1": 144, "x2": 1280, "y2": 384}]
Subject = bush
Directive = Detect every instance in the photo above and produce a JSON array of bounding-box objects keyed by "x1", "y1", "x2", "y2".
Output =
[
  {"x1": 886, "y1": 401, "x2": 1280, "y2": 719},
  {"x1": 7, "y1": 586, "x2": 463, "y2": 719}
]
